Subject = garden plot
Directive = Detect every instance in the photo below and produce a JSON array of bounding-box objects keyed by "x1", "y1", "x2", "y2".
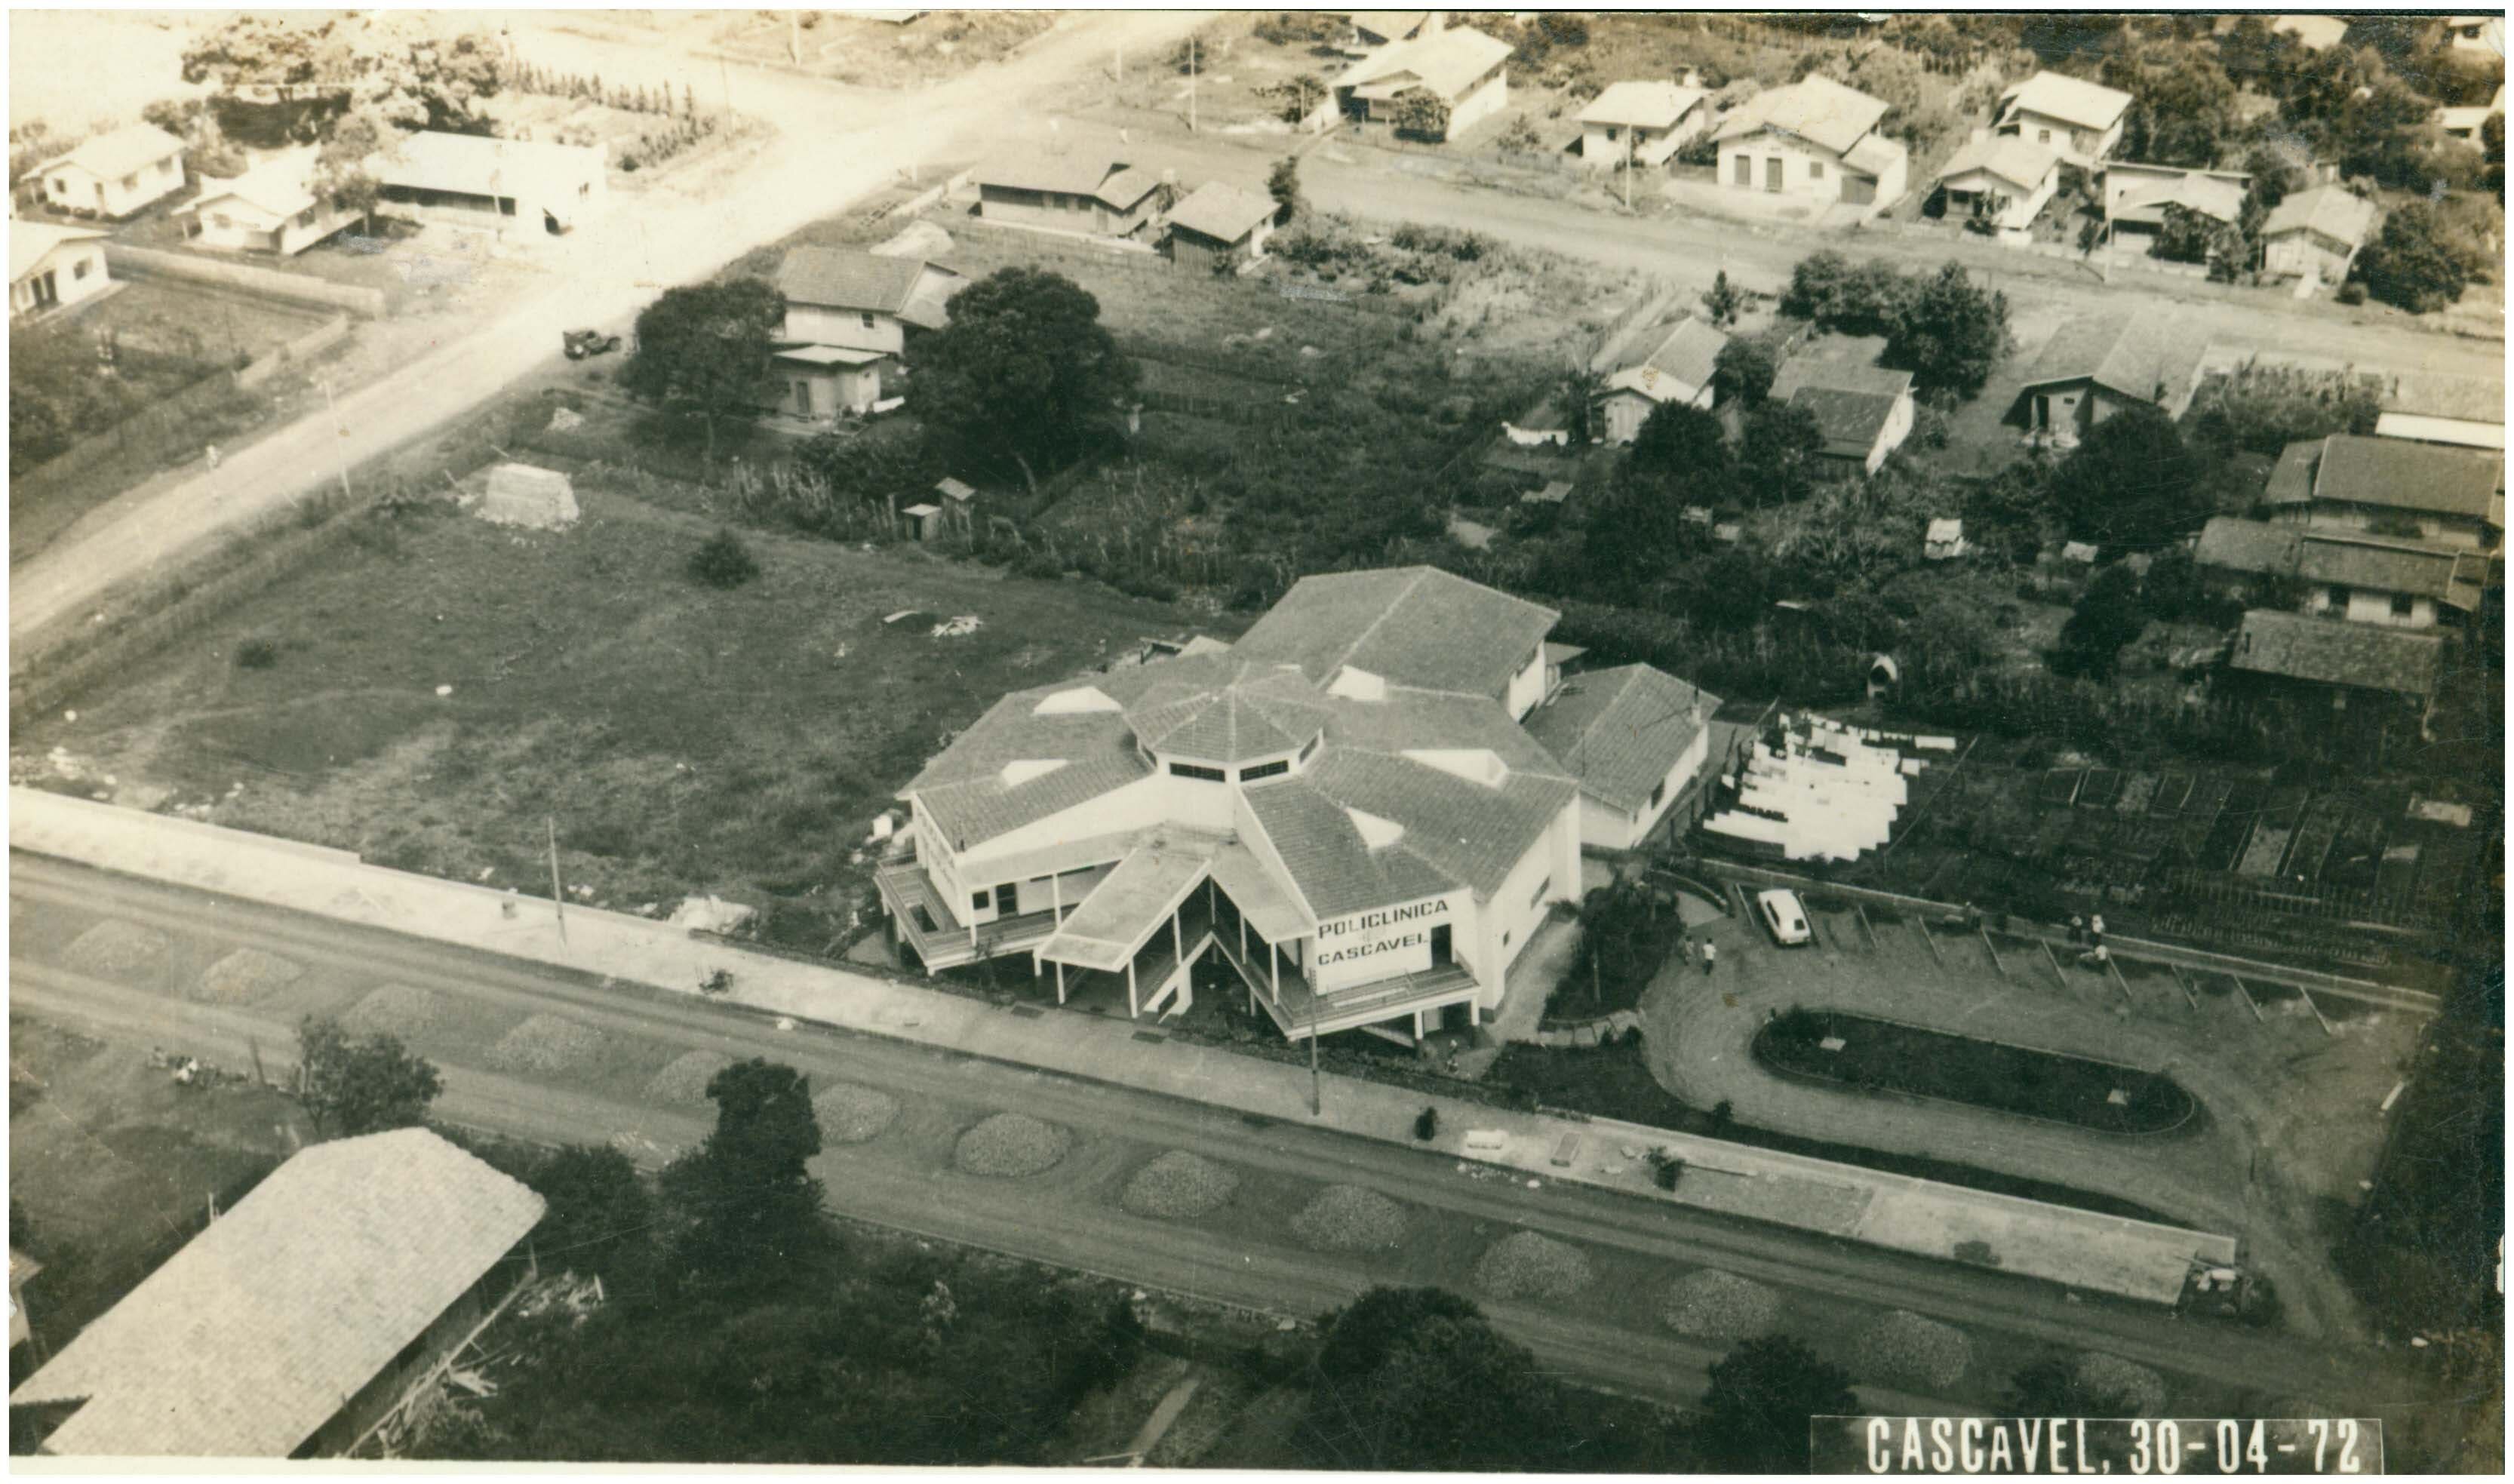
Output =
[
  {"x1": 955, "y1": 1112, "x2": 1071, "y2": 1178},
  {"x1": 1287, "y1": 1184, "x2": 1409, "y2": 1252},
  {"x1": 1119, "y1": 1150, "x2": 1241, "y2": 1220},
  {"x1": 2073, "y1": 1352, "x2": 2170, "y2": 1415},
  {"x1": 60, "y1": 920, "x2": 171, "y2": 979},
  {"x1": 1855, "y1": 1310, "x2": 1976, "y2": 1392},
  {"x1": 342, "y1": 983, "x2": 444, "y2": 1037},
  {"x1": 485, "y1": 1013, "x2": 607, "y2": 1074},
  {"x1": 644, "y1": 1049, "x2": 735, "y2": 1105},
  {"x1": 1661, "y1": 1268, "x2": 1782, "y2": 1342},
  {"x1": 190, "y1": 948, "x2": 305, "y2": 1006},
  {"x1": 1474, "y1": 1231, "x2": 1596, "y2": 1301},
  {"x1": 815, "y1": 1082, "x2": 902, "y2": 1145}
]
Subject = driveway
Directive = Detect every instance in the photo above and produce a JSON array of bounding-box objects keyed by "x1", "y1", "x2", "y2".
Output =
[{"x1": 8, "y1": 10, "x2": 1213, "y2": 661}]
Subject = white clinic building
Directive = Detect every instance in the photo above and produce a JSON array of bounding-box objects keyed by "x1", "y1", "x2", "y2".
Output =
[{"x1": 877, "y1": 567, "x2": 1719, "y2": 1044}]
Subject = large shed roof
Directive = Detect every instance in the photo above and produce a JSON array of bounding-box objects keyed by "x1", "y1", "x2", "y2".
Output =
[{"x1": 2230, "y1": 610, "x2": 2445, "y2": 696}]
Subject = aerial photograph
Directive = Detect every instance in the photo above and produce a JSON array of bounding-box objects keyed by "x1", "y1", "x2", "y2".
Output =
[{"x1": 4, "y1": 6, "x2": 2503, "y2": 1473}]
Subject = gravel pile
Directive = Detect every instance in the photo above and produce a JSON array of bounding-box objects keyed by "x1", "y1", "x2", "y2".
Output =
[
  {"x1": 1855, "y1": 1310, "x2": 1976, "y2": 1392},
  {"x1": 343, "y1": 985, "x2": 442, "y2": 1038},
  {"x1": 815, "y1": 1083, "x2": 901, "y2": 1144},
  {"x1": 954, "y1": 1112, "x2": 1069, "y2": 1177},
  {"x1": 62, "y1": 921, "x2": 169, "y2": 976},
  {"x1": 1289, "y1": 1185, "x2": 1409, "y2": 1252},
  {"x1": 1120, "y1": 1151, "x2": 1240, "y2": 1219},
  {"x1": 2074, "y1": 1352, "x2": 2168, "y2": 1415},
  {"x1": 646, "y1": 1049, "x2": 734, "y2": 1105},
  {"x1": 191, "y1": 948, "x2": 304, "y2": 1006},
  {"x1": 1661, "y1": 1269, "x2": 1783, "y2": 1341},
  {"x1": 485, "y1": 1013, "x2": 606, "y2": 1074},
  {"x1": 1474, "y1": 1231, "x2": 1596, "y2": 1301}
]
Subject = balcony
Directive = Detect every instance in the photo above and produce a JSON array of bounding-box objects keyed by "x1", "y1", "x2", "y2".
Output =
[
  {"x1": 1211, "y1": 932, "x2": 1480, "y2": 1042},
  {"x1": 874, "y1": 861, "x2": 1057, "y2": 972}
]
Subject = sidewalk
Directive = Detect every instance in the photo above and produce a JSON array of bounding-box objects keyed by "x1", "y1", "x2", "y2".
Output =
[{"x1": 10, "y1": 787, "x2": 2232, "y2": 1304}]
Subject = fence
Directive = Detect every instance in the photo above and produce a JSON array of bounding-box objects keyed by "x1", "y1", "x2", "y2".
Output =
[
  {"x1": 10, "y1": 362, "x2": 268, "y2": 499},
  {"x1": 235, "y1": 313, "x2": 352, "y2": 391},
  {"x1": 106, "y1": 244, "x2": 390, "y2": 318}
]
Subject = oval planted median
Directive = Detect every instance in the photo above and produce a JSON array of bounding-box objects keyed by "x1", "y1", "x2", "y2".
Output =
[{"x1": 1753, "y1": 1008, "x2": 2199, "y2": 1135}]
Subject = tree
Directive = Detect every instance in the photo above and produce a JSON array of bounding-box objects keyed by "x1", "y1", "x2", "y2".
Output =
[
  {"x1": 1628, "y1": 401, "x2": 1731, "y2": 482},
  {"x1": 313, "y1": 107, "x2": 393, "y2": 230},
  {"x1": 1261, "y1": 72, "x2": 1329, "y2": 124},
  {"x1": 1266, "y1": 154, "x2": 1302, "y2": 222},
  {"x1": 1701, "y1": 269, "x2": 1744, "y2": 327},
  {"x1": 2356, "y1": 201, "x2": 2472, "y2": 313},
  {"x1": 1781, "y1": 250, "x2": 1911, "y2": 336},
  {"x1": 1887, "y1": 262, "x2": 2008, "y2": 399},
  {"x1": 2003, "y1": 1354, "x2": 2138, "y2": 1416},
  {"x1": 527, "y1": 1144, "x2": 654, "y2": 1285},
  {"x1": 689, "y1": 527, "x2": 761, "y2": 588},
  {"x1": 1388, "y1": 86, "x2": 1450, "y2": 141},
  {"x1": 2043, "y1": 403, "x2": 2205, "y2": 548},
  {"x1": 294, "y1": 1014, "x2": 443, "y2": 1138},
  {"x1": 2154, "y1": 201, "x2": 2230, "y2": 266},
  {"x1": 1713, "y1": 336, "x2": 1779, "y2": 407},
  {"x1": 619, "y1": 278, "x2": 785, "y2": 462},
  {"x1": 1697, "y1": 1335, "x2": 1858, "y2": 1471},
  {"x1": 2053, "y1": 564, "x2": 2149, "y2": 681},
  {"x1": 1305, "y1": 1288, "x2": 1569, "y2": 1470},
  {"x1": 661, "y1": 1059, "x2": 828, "y2": 1284},
  {"x1": 182, "y1": 13, "x2": 503, "y2": 139},
  {"x1": 2101, "y1": 33, "x2": 2243, "y2": 168},
  {"x1": 911, "y1": 267, "x2": 1138, "y2": 490},
  {"x1": 1737, "y1": 402, "x2": 1827, "y2": 505}
]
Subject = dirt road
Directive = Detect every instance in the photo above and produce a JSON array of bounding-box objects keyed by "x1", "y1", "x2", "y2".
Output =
[{"x1": 8, "y1": 10, "x2": 1210, "y2": 660}]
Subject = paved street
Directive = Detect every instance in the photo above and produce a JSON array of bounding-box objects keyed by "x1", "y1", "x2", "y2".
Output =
[
  {"x1": 9, "y1": 850, "x2": 2436, "y2": 1423},
  {"x1": 7, "y1": 9, "x2": 1212, "y2": 659}
]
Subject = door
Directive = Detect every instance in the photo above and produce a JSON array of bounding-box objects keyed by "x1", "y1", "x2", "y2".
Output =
[
  {"x1": 1764, "y1": 156, "x2": 1784, "y2": 192},
  {"x1": 1842, "y1": 174, "x2": 1876, "y2": 206},
  {"x1": 2032, "y1": 393, "x2": 2051, "y2": 432},
  {"x1": 1732, "y1": 154, "x2": 1751, "y2": 187},
  {"x1": 31, "y1": 270, "x2": 56, "y2": 309},
  {"x1": 1429, "y1": 923, "x2": 1452, "y2": 967},
  {"x1": 791, "y1": 379, "x2": 813, "y2": 416}
]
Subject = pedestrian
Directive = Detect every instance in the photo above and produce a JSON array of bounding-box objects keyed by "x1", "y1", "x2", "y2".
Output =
[
  {"x1": 1702, "y1": 940, "x2": 1717, "y2": 976},
  {"x1": 204, "y1": 444, "x2": 220, "y2": 471},
  {"x1": 2067, "y1": 914, "x2": 2085, "y2": 945},
  {"x1": 2088, "y1": 914, "x2": 2105, "y2": 950},
  {"x1": 1681, "y1": 930, "x2": 1695, "y2": 963}
]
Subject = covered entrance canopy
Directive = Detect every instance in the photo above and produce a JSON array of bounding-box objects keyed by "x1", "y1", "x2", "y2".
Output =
[{"x1": 1035, "y1": 846, "x2": 1210, "y2": 973}]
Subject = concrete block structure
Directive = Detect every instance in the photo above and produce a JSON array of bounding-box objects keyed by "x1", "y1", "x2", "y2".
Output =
[{"x1": 1712, "y1": 76, "x2": 1908, "y2": 214}]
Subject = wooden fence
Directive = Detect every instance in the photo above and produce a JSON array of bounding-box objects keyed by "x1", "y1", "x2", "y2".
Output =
[{"x1": 106, "y1": 243, "x2": 390, "y2": 318}]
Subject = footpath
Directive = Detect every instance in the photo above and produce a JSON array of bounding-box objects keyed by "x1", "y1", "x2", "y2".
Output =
[{"x1": 9, "y1": 787, "x2": 2233, "y2": 1305}]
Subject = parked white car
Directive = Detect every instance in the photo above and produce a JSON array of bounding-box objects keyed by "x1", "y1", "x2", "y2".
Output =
[{"x1": 1756, "y1": 889, "x2": 1812, "y2": 946}]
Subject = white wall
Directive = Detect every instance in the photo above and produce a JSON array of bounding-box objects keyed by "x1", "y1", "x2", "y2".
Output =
[
  {"x1": 2005, "y1": 109, "x2": 2122, "y2": 167},
  {"x1": 1867, "y1": 394, "x2": 1917, "y2": 473},
  {"x1": 1308, "y1": 891, "x2": 1467, "y2": 991},
  {"x1": 44, "y1": 153, "x2": 183, "y2": 217},
  {"x1": 1445, "y1": 68, "x2": 1509, "y2": 139},
  {"x1": 1718, "y1": 129, "x2": 1849, "y2": 201},
  {"x1": 1504, "y1": 645, "x2": 1548, "y2": 718},
  {"x1": 2317, "y1": 587, "x2": 2439, "y2": 628},
  {"x1": 1579, "y1": 794, "x2": 1642, "y2": 852},
  {"x1": 10, "y1": 240, "x2": 109, "y2": 317},
  {"x1": 787, "y1": 304, "x2": 905, "y2": 355}
]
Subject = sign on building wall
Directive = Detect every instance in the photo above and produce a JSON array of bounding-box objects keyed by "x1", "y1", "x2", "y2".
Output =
[{"x1": 1311, "y1": 896, "x2": 1452, "y2": 989}]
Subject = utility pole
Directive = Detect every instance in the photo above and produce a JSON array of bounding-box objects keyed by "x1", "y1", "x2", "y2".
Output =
[
  {"x1": 547, "y1": 816, "x2": 569, "y2": 944},
  {"x1": 1189, "y1": 35, "x2": 1198, "y2": 134},
  {"x1": 1624, "y1": 128, "x2": 1633, "y2": 213},
  {"x1": 1308, "y1": 983, "x2": 1322, "y2": 1116},
  {"x1": 321, "y1": 377, "x2": 352, "y2": 502}
]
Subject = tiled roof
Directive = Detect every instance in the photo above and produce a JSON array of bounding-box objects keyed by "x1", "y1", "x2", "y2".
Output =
[
  {"x1": 1842, "y1": 132, "x2": 1909, "y2": 178},
  {"x1": 2313, "y1": 435, "x2": 2502, "y2": 520},
  {"x1": 1789, "y1": 385, "x2": 1906, "y2": 461},
  {"x1": 1935, "y1": 133, "x2": 2061, "y2": 193},
  {"x1": 2230, "y1": 610, "x2": 2445, "y2": 696},
  {"x1": 11, "y1": 1129, "x2": 542, "y2": 1458},
  {"x1": 2264, "y1": 438, "x2": 2322, "y2": 505},
  {"x1": 2194, "y1": 515, "x2": 2303, "y2": 572},
  {"x1": 1231, "y1": 565, "x2": 1558, "y2": 699},
  {"x1": 777, "y1": 247, "x2": 927, "y2": 314},
  {"x1": 2380, "y1": 370, "x2": 2503, "y2": 426},
  {"x1": 1998, "y1": 70, "x2": 2134, "y2": 132},
  {"x1": 2297, "y1": 538, "x2": 2480, "y2": 609},
  {"x1": 9, "y1": 220, "x2": 104, "y2": 284},
  {"x1": 1167, "y1": 180, "x2": 1278, "y2": 244},
  {"x1": 1303, "y1": 748, "x2": 1576, "y2": 902},
  {"x1": 1578, "y1": 80, "x2": 1709, "y2": 130},
  {"x1": 1604, "y1": 317, "x2": 1728, "y2": 401},
  {"x1": 1522, "y1": 665, "x2": 1721, "y2": 814},
  {"x1": 905, "y1": 687, "x2": 1154, "y2": 848},
  {"x1": 1712, "y1": 75, "x2": 1891, "y2": 155},
  {"x1": 1126, "y1": 679, "x2": 1308, "y2": 763},
  {"x1": 2018, "y1": 311, "x2": 2201, "y2": 408},
  {"x1": 1241, "y1": 777, "x2": 1457, "y2": 921},
  {"x1": 1769, "y1": 356, "x2": 1913, "y2": 405},
  {"x1": 41, "y1": 123, "x2": 183, "y2": 180},
  {"x1": 1337, "y1": 26, "x2": 1513, "y2": 100},
  {"x1": 2260, "y1": 184, "x2": 2380, "y2": 247}
]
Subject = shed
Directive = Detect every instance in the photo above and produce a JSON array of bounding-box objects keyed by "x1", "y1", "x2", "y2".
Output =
[
  {"x1": 1924, "y1": 518, "x2": 1969, "y2": 561},
  {"x1": 902, "y1": 502, "x2": 944, "y2": 541},
  {"x1": 936, "y1": 477, "x2": 979, "y2": 529},
  {"x1": 1522, "y1": 479, "x2": 1573, "y2": 505},
  {"x1": 478, "y1": 463, "x2": 579, "y2": 530}
]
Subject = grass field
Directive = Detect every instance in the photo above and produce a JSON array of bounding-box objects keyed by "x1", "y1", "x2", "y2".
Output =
[{"x1": 11, "y1": 477, "x2": 1208, "y2": 940}]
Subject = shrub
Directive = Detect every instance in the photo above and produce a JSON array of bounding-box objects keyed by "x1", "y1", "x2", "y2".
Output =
[
  {"x1": 688, "y1": 527, "x2": 761, "y2": 588},
  {"x1": 1647, "y1": 1148, "x2": 1686, "y2": 1190},
  {"x1": 2336, "y1": 281, "x2": 2366, "y2": 306},
  {"x1": 234, "y1": 637, "x2": 279, "y2": 670},
  {"x1": 1414, "y1": 1106, "x2": 1439, "y2": 1141}
]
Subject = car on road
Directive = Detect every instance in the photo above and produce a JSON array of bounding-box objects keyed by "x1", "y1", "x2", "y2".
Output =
[
  {"x1": 1756, "y1": 889, "x2": 1812, "y2": 946},
  {"x1": 562, "y1": 329, "x2": 622, "y2": 359}
]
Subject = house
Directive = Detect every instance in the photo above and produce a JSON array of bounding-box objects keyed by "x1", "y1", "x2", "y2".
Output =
[
  {"x1": 2224, "y1": 608, "x2": 2448, "y2": 746},
  {"x1": 2193, "y1": 515, "x2": 2483, "y2": 628},
  {"x1": 2101, "y1": 162, "x2": 2249, "y2": 241},
  {"x1": 975, "y1": 152, "x2": 1161, "y2": 238},
  {"x1": 2272, "y1": 14, "x2": 2354, "y2": 51},
  {"x1": 2259, "y1": 184, "x2": 2380, "y2": 285},
  {"x1": 35, "y1": 123, "x2": 186, "y2": 219},
  {"x1": 183, "y1": 150, "x2": 357, "y2": 257},
  {"x1": 1771, "y1": 358, "x2": 1916, "y2": 477},
  {"x1": 9, "y1": 1129, "x2": 544, "y2": 1458},
  {"x1": 2012, "y1": 311, "x2": 2205, "y2": 444},
  {"x1": 1995, "y1": 71, "x2": 2134, "y2": 168},
  {"x1": 2442, "y1": 16, "x2": 2506, "y2": 53},
  {"x1": 1338, "y1": 10, "x2": 1445, "y2": 57},
  {"x1": 1334, "y1": 26, "x2": 1513, "y2": 141},
  {"x1": 1597, "y1": 316, "x2": 1728, "y2": 444},
  {"x1": 2375, "y1": 370, "x2": 2504, "y2": 450},
  {"x1": 10, "y1": 220, "x2": 109, "y2": 319},
  {"x1": 1577, "y1": 78, "x2": 1712, "y2": 170},
  {"x1": 874, "y1": 566, "x2": 1719, "y2": 1045},
  {"x1": 1523, "y1": 664, "x2": 1723, "y2": 851},
  {"x1": 1165, "y1": 180, "x2": 1280, "y2": 271},
  {"x1": 767, "y1": 247, "x2": 961, "y2": 421},
  {"x1": 373, "y1": 131, "x2": 607, "y2": 237},
  {"x1": 9, "y1": 1249, "x2": 40, "y2": 1354},
  {"x1": 1930, "y1": 131, "x2": 2062, "y2": 240},
  {"x1": 2433, "y1": 84, "x2": 2505, "y2": 141},
  {"x1": 2262, "y1": 434, "x2": 2504, "y2": 552},
  {"x1": 1924, "y1": 518, "x2": 1970, "y2": 561},
  {"x1": 1712, "y1": 76, "x2": 1909, "y2": 213}
]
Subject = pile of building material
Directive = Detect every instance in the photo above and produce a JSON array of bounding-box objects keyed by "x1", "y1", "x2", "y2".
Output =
[
  {"x1": 475, "y1": 462, "x2": 579, "y2": 530},
  {"x1": 1703, "y1": 711, "x2": 1929, "y2": 862}
]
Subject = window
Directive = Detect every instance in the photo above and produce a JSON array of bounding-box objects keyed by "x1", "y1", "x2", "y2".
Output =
[
  {"x1": 2390, "y1": 592, "x2": 2415, "y2": 619},
  {"x1": 2036, "y1": 128, "x2": 2051, "y2": 144},
  {"x1": 1169, "y1": 761, "x2": 1226, "y2": 782},
  {"x1": 1649, "y1": 780, "x2": 1666, "y2": 808},
  {"x1": 1809, "y1": 160, "x2": 1824, "y2": 179},
  {"x1": 297, "y1": 208, "x2": 316, "y2": 227},
  {"x1": 50, "y1": 177, "x2": 66, "y2": 196},
  {"x1": 971, "y1": 892, "x2": 988, "y2": 912},
  {"x1": 498, "y1": 196, "x2": 517, "y2": 217},
  {"x1": 121, "y1": 173, "x2": 138, "y2": 190},
  {"x1": 1529, "y1": 875, "x2": 1550, "y2": 909},
  {"x1": 860, "y1": 312, "x2": 877, "y2": 329},
  {"x1": 2328, "y1": 585, "x2": 2352, "y2": 610},
  {"x1": 1240, "y1": 760, "x2": 1289, "y2": 783},
  {"x1": 71, "y1": 259, "x2": 87, "y2": 279},
  {"x1": 1297, "y1": 733, "x2": 1320, "y2": 764},
  {"x1": 212, "y1": 214, "x2": 232, "y2": 229}
]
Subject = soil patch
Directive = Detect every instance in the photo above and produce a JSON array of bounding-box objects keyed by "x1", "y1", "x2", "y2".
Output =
[
  {"x1": 1660, "y1": 1268, "x2": 1782, "y2": 1342},
  {"x1": 645, "y1": 1049, "x2": 734, "y2": 1105},
  {"x1": 485, "y1": 1013, "x2": 606, "y2": 1074},
  {"x1": 1288, "y1": 1184, "x2": 1409, "y2": 1252},
  {"x1": 1855, "y1": 1310, "x2": 1975, "y2": 1392},
  {"x1": 814, "y1": 1083, "x2": 901, "y2": 1144},
  {"x1": 954, "y1": 1112, "x2": 1069, "y2": 1178},
  {"x1": 1474, "y1": 1231, "x2": 1595, "y2": 1301},
  {"x1": 60, "y1": 920, "x2": 171, "y2": 977},
  {"x1": 1119, "y1": 1151, "x2": 1240, "y2": 1219},
  {"x1": 190, "y1": 948, "x2": 305, "y2": 1006},
  {"x1": 342, "y1": 984, "x2": 442, "y2": 1038}
]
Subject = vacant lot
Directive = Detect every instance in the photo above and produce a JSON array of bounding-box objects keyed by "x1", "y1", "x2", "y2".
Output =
[{"x1": 11, "y1": 477, "x2": 1206, "y2": 942}]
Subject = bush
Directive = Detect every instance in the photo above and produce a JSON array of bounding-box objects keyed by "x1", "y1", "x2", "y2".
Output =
[
  {"x1": 2335, "y1": 281, "x2": 2366, "y2": 306},
  {"x1": 688, "y1": 527, "x2": 761, "y2": 588},
  {"x1": 1414, "y1": 1106, "x2": 1439, "y2": 1141},
  {"x1": 234, "y1": 637, "x2": 279, "y2": 670}
]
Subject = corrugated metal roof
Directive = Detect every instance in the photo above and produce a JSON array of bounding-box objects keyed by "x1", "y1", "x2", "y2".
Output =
[
  {"x1": 2264, "y1": 439, "x2": 2322, "y2": 505},
  {"x1": 372, "y1": 131, "x2": 603, "y2": 201},
  {"x1": 1606, "y1": 317, "x2": 1728, "y2": 401},
  {"x1": 1523, "y1": 665, "x2": 1721, "y2": 813},
  {"x1": 2230, "y1": 610, "x2": 2445, "y2": 696},
  {"x1": 12, "y1": 1129, "x2": 542, "y2": 1458}
]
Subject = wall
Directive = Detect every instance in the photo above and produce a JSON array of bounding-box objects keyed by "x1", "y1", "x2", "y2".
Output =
[
  {"x1": 1579, "y1": 792, "x2": 1640, "y2": 852},
  {"x1": 2318, "y1": 587, "x2": 2439, "y2": 628},
  {"x1": 1504, "y1": 643, "x2": 1547, "y2": 720},
  {"x1": 786, "y1": 304, "x2": 905, "y2": 355},
  {"x1": 106, "y1": 243, "x2": 389, "y2": 317},
  {"x1": 2264, "y1": 229, "x2": 2350, "y2": 284},
  {"x1": 1444, "y1": 69, "x2": 1510, "y2": 140},
  {"x1": 45, "y1": 154, "x2": 183, "y2": 218},
  {"x1": 1717, "y1": 129, "x2": 1847, "y2": 200},
  {"x1": 2282, "y1": 502, "x2": 2492, "y2": 550},
  {"x1": 11, "y1": 239, "x2": 109, "y2": 316},
  {"x1": 1308, "y1": 890, "x2": 1461, "y2": 991}
]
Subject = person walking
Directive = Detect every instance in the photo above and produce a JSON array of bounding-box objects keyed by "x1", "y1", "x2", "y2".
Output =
[
  {"x1": 2088, "y1": 914, "x2": 2105, "y2": 951},
  {"x1": 1702, "y1": 940, "x2": 1717, "y2": 976},
  {"x1": 2067, "y1": 914, "x2": 2085, "y2": 945}
]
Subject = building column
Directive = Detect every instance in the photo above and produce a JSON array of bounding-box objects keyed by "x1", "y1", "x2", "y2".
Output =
[
  {"x1": 1055, "y1": 960, "x2": 1067, "y2": 1006},
  {"x1": 1269, "y1": 940, "x2": 1280, "y2": 1000},
  {"x1": 1172, "y1": 911, "x2": 1183, "y2": 964},
  {"x1": 1238, "y1": 912, "x2": 1247, "y2": 960},
  {"x1": 1051, "y1": 871, "x2": 1062, "y2": 922},
  {"x1": 1127, "y1": 958, "x2": 1139, "y2": 1019}
]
